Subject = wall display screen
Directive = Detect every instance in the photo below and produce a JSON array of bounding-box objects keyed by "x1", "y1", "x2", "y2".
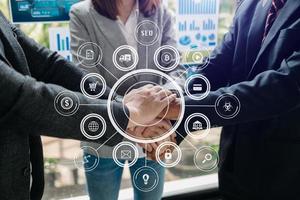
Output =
[
  {"x1": 10, "y1": 0, "x2": 80, "y2": 23},
  {"x1": 176, "y1": 0, "x2": 220, "y2": 52}
]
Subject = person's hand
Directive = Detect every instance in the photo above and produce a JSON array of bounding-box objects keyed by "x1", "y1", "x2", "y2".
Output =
[
  {"x1": 124, "y1": 85, "x2": 177, "y2": 129},
  {"x1": 158, "y1": 98, "x2": 181, "y2": 120},
  {"x1": 144, "y1": 133, "x2": 177, "y2": 161}
]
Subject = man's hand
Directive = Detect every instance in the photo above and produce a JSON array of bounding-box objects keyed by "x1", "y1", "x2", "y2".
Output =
[
  {"x1": 158, "y1": 98, "x2": 181, "y2": 120},
  {"x1": 124, "y1": 85, "x2": 176, "y2": 129},
  {"x1": 127, "y1": 119, "x2": 177, "y2": 161}
]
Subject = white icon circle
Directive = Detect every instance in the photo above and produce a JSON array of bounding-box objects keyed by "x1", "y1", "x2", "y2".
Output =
[
  {"x1": 107, "y1": 69, "x2": 185, "y2": 144},
  {"x1": 215, "y1": 93, "x2": 241, "y2": 119},
  {"x1": 185, "y1": 48, "x2": 211, "y2": 70},
  {"x1": 60, "y1": 97, "x2": 73, "y2": 110},
  {"x1": 184, "y1": 113, "x2": 211, "y2": 140},
  {"x1": 54, "y1": 91, "x2": 80, "y2": 116},
  {"x1": 135, "y1": 20, "x2": 160, "y2": 46},
  {"x1": 80, "y1": 73, "x2": 107, "y2": 99},
  {"x1": 74, "y1": 146, "x2": 99, "y2": 172},
  {"x1": 185, "y1": 74, "x2": 211, "y2": 100},
  {"x1": 154, "y1": 45, "x2": 181, "y2": 72},
  {"x1": 80, "y1": 114, "x2": 106, "y2": 140},
  {"x1": 194, "y1": 146, "x2": 219, "y2": 172},
  {"x1": 112, "y1": 142, "x2": 138, "y2": 168},
  {"x1": 155, "y1": 142, "x2": 182, "y2": 168},
  {"x1": 112, "y1": 45, "x2": 139, "y2": 71},
  {"x1": 77, "y1": 42, "x2": 103, "y2": 68},
  {"x1": 133, "y1": 166, "x2": 159, "y2": 192}
]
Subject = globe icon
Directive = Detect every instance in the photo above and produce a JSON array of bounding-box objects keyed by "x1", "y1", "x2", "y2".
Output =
[{"x1": 88, "y1": 121, "x2": 99, "y2": 133}]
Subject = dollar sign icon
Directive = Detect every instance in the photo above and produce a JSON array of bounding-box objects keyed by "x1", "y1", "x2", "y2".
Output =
[
  {"x1": 61, "y1": 97, "x2": 73, "y2": 110},
  {"x1": 65, "y1": 99, "x2": 70, "y2": 107}
]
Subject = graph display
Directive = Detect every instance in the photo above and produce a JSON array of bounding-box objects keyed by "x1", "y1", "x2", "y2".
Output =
[
  {"x1": 178, "y1": 0, "x2": 218, "y2": 15},
  {"x1": 10, "y1": 0, "x2": 80, "y2": 23},
  {"x1": 49, "y1": 27, "x2": 72, "y2": 61},
  {"x1": 176, "y1": 0, "x2": 220, "y2": 51}
]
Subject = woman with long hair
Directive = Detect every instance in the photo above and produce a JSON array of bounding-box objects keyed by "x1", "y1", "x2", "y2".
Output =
[{"x1": 70, "y1": 0, "x2": 185, "y2": 199}]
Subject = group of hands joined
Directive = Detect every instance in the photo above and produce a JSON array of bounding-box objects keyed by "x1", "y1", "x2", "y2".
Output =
[{"x1": 123, "y1": 85, "x2": 181, "y2": 160}]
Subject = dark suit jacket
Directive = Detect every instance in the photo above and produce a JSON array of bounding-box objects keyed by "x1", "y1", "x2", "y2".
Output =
[
  {"x1": 178, "y1": 0, "x2": 300, "y2": 199},
  {"x1": 0, "y1": 13, "x2": 128, "y2": 200}
]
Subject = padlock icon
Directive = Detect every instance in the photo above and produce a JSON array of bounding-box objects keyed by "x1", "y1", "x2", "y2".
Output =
[{"x1": 165, "y1": 149, "x2": 172, "y2": 160}]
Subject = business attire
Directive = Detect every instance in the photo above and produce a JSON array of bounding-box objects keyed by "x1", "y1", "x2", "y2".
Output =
[
  {"x1": 178, "y1": 0, "x2": 300, "y2": 199},
  {"x1": 69, "y1": 1, "x2": 185, "y2": 199},
  {"x1": 0, "y1": 12, "x2": 128, "y2": 200}
]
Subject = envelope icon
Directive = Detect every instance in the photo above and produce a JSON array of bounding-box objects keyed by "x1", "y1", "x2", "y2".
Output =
[{"x1": 121, "y1": 150, "x2": 132, "y2": 159}]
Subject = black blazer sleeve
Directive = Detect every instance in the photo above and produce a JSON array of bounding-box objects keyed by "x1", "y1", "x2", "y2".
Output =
[
  {"x1": 194, "y1": 5, "x2": 244, "y2": 91},
  {"x1": 178, "y1": 49, "x2": 300, "y2": 144},
  {"x1": 5, "y1": 16, "x2": 111, "y2": 98},
  {"x1": 0, "y1": 59, "x2": 127, "y2": 146}
]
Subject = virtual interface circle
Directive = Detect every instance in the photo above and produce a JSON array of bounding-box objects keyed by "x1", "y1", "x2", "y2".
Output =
[
  {"x1": 54, "y1": 91, "x2": 80, "y2": 116},
  {"x1": 74, "y1": 146, "x2": 99, "y2": 172},
  {"x1": 185, "y1": 74, "x2": 211, "y2": 100},
  {"x1": 154, "y1": 45, "x2": 181, "y2": 72},
  {"x1": 107, "y1": 69, "x2": 185, "y2": 144},
  {"x1": 155, "y1": 142, "x2": 182, "y2": 168},
  {"x1": 133, "y1": 166, "x2": 159, "y2": 192},
  {"x1": 184, "y1": 48, "x2": 211, "y2": 70},
  {"x1": 215, "y1": 93, "x2": 241, "y2": 119},
  {"x1": 184, "y1": 113, "x2": 211, "y2": 140},
  {"x1": 80, "y1": 73, "x2": 107, "y2": 99},
  {"x1": 135, "y1": 20, "x2": 160, "y2": 46},
  {"x1": 112, "y1": 141, "x2": 138, "y2": 168},
  {"x1": 194, "y1": 146, "x2": 219, "y2": 172},
  {"x1": 112, "y1": 45, "x2": 139, "y2": 71},
  {"x1": 80, "y1": 114, "x2": 106, "y2": 140},
  {"x1": 77, "y1": 42, "x2": 103, "y2": 68}
]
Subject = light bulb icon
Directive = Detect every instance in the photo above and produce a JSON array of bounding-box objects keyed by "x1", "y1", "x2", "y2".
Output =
[{"x1": 142, "y1": 174, "x2": 150, "y2": 185}]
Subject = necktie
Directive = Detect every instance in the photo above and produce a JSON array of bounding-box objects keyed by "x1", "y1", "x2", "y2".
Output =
[{"x1": 263, "y1": 0, "x2": 287, "y2": 40}]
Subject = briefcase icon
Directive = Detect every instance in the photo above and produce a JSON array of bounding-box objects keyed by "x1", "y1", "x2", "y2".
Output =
[{"x1": 121, "y1": 150, "x2": 132, "y2": 159}]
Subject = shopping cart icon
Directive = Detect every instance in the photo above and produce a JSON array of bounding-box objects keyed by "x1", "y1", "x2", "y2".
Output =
[{"x1": 89, "y1": 81, "x2": 99, "y2": 92}]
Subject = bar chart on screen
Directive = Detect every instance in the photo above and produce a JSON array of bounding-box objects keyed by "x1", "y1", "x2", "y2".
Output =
[
  {"x1": 176, "y1": 0, "x2": 220, "y2": 51},
  {"x1": 49, "y1": 27, "x2": 72, "y2": 61}
]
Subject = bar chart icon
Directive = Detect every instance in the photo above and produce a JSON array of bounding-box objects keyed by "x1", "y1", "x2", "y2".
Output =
[
  {"x1": 56, "y1": 33, "x2": 70, "y2": 51},
  {"x1": 179, "y1": 0, "x2": 218, "y2": 15},
  {"x1": 203, "y1": 19, "x2": 216, "y2": 30},
  {"x1": 49, "y1": 27, "x2": 72, "y2": 61}
]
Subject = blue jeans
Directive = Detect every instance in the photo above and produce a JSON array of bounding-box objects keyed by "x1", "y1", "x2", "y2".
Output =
[{"x1": 84, "y1": 153, "x2": 165, "y2": 200}]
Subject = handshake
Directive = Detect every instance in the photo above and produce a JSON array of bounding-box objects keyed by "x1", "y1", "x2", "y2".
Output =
[{"x1": 123, "y1": 85, "x2": 181, "y2": 160}]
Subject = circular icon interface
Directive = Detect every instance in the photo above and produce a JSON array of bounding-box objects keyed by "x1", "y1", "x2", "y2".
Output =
[
  {"x1": 185, "y1": 48, "x2": 211, "y2": 70},
  {"x1": 133, "y1": 166, "x2": 159, "y2": 192},
  {"x1": 135, "y1": 20, "x2": 160, "y2": 46},
  {"x1": 185, "y1": 74, "x2": 211, "y2": 100},
  {"x1": 107, "y1": 69, "x2": 185, "y2": 144},
  {"x1": 80, "y1": 73, "x2": 107, "y2": 99},
  {"x1": 215, "y1": 94, "x2": 241, "y2": 119},
  {"x1": 154, "y1": 45, "x2": 180, "y2": 72},
  {"x1": 156, "y1": 142, "x2": 182, "y2": 168},
  {"x1": 113, "y1": 45, "x2": 139, "y2": 71},
  {"x1": 54, "y1": 91, "x2": 80, "y2": 116},
  {"x1": 112, "y1": 142, "x2": 138, "y2": 167},
  {"x1": 80, "y1": 114, "x2": 106, "y2": 140},
  {"x1": 184, "y1": 113, "x2": 210, "y2": 140},
  {"x1": 194, "y1": 146, "x2": 219, "y2": 172},
  {"x1": 74, "y1": 146, "x2": 99, "y2": 172},
  {"x1": 77, "y1": 42, "x2": 103, "y2": 68}
]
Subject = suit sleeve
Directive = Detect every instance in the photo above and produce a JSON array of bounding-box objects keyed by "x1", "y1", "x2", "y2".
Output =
[
  {"x1": 194, "y1": 5, "x2": 244, "y2": 91},
  {"x1": 0, "y1": 59, "x2": 127, "y2": 146},
  {"x1": 4, "y1": 15, "x2": 111, "y2": 98},
  {"x1": 177, "y1": 50, "x2": 300, "y2": 144}
]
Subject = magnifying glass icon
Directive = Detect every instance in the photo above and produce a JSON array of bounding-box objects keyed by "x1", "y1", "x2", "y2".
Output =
[{"x1": 202, "y1": 153, "x2": 212, "y2": 164}]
